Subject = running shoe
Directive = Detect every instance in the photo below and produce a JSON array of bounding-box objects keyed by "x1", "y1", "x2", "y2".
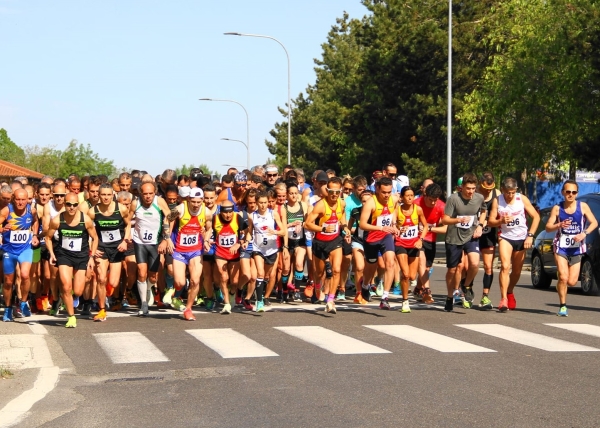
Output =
[
  {"x1": 195, "y1": 296, "x2": 204, "y2": 306},
  {"x1": 507, "y1": 293, "x2": 517, "y2": 310},
  {"x1": 325, "y1": 300, "x2": 337, "y2": 314},
  {"x1": 183, "y1": 308, "x2": 196, "y2": 321},
  {"x1": 81, "y1": 303, "x2": 92, "y2": 316},
  {"x1": 422, "y1": 289, "x2": 434, "y2": 305},
  {"x1": 121, "y1": 299, "x2": 130, "y2": 308},
  {"x1": 369, "y1": 285, "x2": 377, "y2": 297},
  {"x1": 463, "y1": 286, "x2": 474, "y2": 303},
  {"x1": 413, "y1": 287, "x2": 424, "y2": 300},
  {"x1": 361, "y1": 287, "x2": 372, "y2": 302},
  {"x1": 3, "y1": 308, "x2": 13, "y2": 322},
  {"x1": 162, "y1": 288, "x2": 175, "y2": 305},
  {"x1": 235, "y1": 290, "x2": 243, "y2": 305},
  {"x1": 391, "y1": 283, "x2": 401, "y2": 295},
  {"x1": 126, "y1": 290, "x2": 138, "y2": 306},
  {"x1": 106, "y1": 283, "x2": 115, "y2": 297},
  {"x1": 353, "y1": 294, "x2": 368, "y2": 305},
  {"x1": 304, "y1": 281, "x2": 314, "y2": 298},
  {"x1": 220, "y1": 303, "x2": 232, "y2": 314},
  {"x1": 138, "y1": 301, "x2": 149, "y2": 317},
  {"x1": 215, "y1": 289, "x2": 224, "y2": 304},
  {"x1": 294, "y1": 292, "x2": 302, "y2": 302},
  {"x1": 375, "y1": 280, "x2": 384, "y2": 297},
  {"x1": 14, "y1": 305, "x2": 23, "y2": 318},
  {"x1": 462, "y1": 297, "x2": 471, "y2": 309},
  {"x1": 479, "y1": 295, "x2": 493, "y2": 310},
  {"x1": 72, "y1": 295, "x2": 80, "y2": 309},
  {"x1": 453, "y1": 289, "x2": 462, "y2": 305},
  {"x1": 498, "y1": 298, "x2": 508, "y2": 312},
  {"x1": 256, "y1": 301, "x2": 265, "y2": 313},
  {"x1": 557, "y1": 306, "x2": 568, "y2": 317},
  {"x1": 401, "y1": 300, "x2": 411, "y2": 313},
  {"x1": 172, "y1": 297, "x2": 185, "y2": 312},
  {"x1": 263, "y1": 298, "x2": 271, "y2": 306},
  {"x1": 110, "y1": 301, "x2": 123, "y2": 312},
  {"x1": 310, "y1": 294, "x2": 321, "y2": 304},
  {"x1": 336, "y1": 293, "x2": 346, "y2": 301},
  {"x1": 379, "y1": 298, "x2": 390, "y2": 310},
  {"x1": 444, "y1": 297, "x2": 453, "y2": 312},
  {"x1": 205, "y1": 298, "x2": 215, "y2": 311},
  {"x1": 242, "y1": 299, "x2": 253, "y2": 311},
  {"x1": 93, "y1": 309, "x2": 107, "y2": 322},
  {"x1": 429, "y1": 266, "x2": 434, "y2": 276},
  {"x1": 65, "y1": 315, "x2": 77, "y2": 328},
  {"x1": 147, "y1": 287, "x2": 154, "y2": 307}
]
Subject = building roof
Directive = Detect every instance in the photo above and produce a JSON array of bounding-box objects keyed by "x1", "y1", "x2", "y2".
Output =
[{"x1": 0, "y1": 160, "x2": 44, "y2": 179}]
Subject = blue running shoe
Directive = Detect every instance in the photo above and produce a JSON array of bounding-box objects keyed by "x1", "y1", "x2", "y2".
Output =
[
  {"x1": 557, "y1": 306, "x2": 568, "y2": 317},
  {"x1": 3, "y1": 307, "x2": 13, "y2": 322},
  {"x1": 72, "y1": 295, "x2": 80, "y2": 309},
  {"x1": 256, "y1": 300, "x2": 265, "y2": 313},
  {"x1": 20, "y1": 301, "x2": 32, "y2": 317},
  {"x1": 453, "y1": 290, "x2": 462, "y2": 305},
  {"x1": 391, "y1": 284, "x2": 401, "y2": 295}
]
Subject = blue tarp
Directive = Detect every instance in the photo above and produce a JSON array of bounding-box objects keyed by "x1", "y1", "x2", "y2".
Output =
[{"x1": 528, "y1": 181, "x2": 600, "y2": 209}]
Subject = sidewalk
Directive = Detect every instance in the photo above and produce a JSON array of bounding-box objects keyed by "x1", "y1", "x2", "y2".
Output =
[{"x1": 0, "y1": 320, "x2": 60, "y2": 428}]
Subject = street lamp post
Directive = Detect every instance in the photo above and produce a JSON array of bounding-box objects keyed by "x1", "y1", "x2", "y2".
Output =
[
  {"x1": 198, "y1": 98, "x2": 250, "y2": 169},
  {"x1": 220, "y1": 138, "x2": 249, "y2": 170},
  {"x1": 224, "y1": 32, "x2": 292, "y2": 165},
  {"x1": 447, "y1": 0, "x2": 453, "y2": 197}
]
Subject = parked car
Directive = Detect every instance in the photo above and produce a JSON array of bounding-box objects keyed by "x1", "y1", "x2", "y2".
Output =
[{"x1": 530, "y1": 193, "x2": 600, "y2": 295}]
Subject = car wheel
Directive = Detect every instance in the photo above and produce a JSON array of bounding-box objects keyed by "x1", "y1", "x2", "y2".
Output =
[
  {"x1": 580, "y1": 258, "x2": 599, "y2": 295},
  {"x1": 531, "y1": 252, "x2": 552, "y2": 289}
]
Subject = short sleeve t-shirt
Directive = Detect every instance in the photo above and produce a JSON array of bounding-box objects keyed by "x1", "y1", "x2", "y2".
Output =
[
  {"x1": 444, "y1": 192, "x2": 486, "y2": 245},
  {"x1": 415, "y1": 197, "x2": 445, "y2": 243}
]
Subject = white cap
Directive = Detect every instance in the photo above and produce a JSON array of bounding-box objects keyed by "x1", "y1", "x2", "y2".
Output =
[
  {"x1": 397, "y1": 175, "x2": 410, "y2": 189},
  {"x1": 189, "y1": 187, "x2": 203, "y2": 198},
  {"x1": 178, "y1": 186, "x2": 191, "y2": 198}
]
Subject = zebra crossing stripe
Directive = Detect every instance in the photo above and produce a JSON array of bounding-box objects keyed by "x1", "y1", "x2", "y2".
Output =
[
  {"x1": 274, "y1": 326, "x2": 391, "y2": 355},
  {"x1": 93, "y1": 332, "x2": 169, "y2": 364},
  {"x1": 545, "y1": 323, "x2": 600, "y2": 338},
  {"x1": 457, "y1": 324, "x2": 600, "y2": 352},
  {"x1": 364, "y1": 325, "x2": 496, "y2": 353},
  {"x1": 186, "y1": 328, "x2": 278, "y2": 358}
]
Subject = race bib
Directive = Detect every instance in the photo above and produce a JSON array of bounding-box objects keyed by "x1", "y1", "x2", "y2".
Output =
[
  {"x1": 560, "y1": 235, "x2": 580, "y2": 249},
  {"x1": 376, "y1": 214, "x2": 393, "y2": 228},
  {"x1": 259, "y1": 233, "x2": 277, "y2": 247},
  {"x1": 400, "y1": 225, "x2": 418, "y2": 239},
  {"x1": 62, "y1": 237, "x2": 82, "y2": 252},
  {"x1": 504, "y1": 217, "x2": 521, "y2": 228},
  {"x1": 322, "y1": 221, "x2": 339, "y2": 235},
  {"x1": 456, "y1": 216, "x2": 475, "y2": 229},
  {"x1": 9, "y1": 230, "x2": 30, "y2": 243},
  {"x1": 140, "y1": 229, "x2": 155, "y2": 244},
  {"x1": 101, "y1": 229, "x2": 121, "y2": 243},
  {"x1": 180, "y1": 233, "x2": 199, "y2": 247},
  {"x1": 482, "y1": 226, "x2": 491, "y2": 234},
  {"x1": 219, "y1": 234, "x2": 237, "y2": 248},
  {"x1": 288, "y1": 226, "x2": 304, "y2": 240}
]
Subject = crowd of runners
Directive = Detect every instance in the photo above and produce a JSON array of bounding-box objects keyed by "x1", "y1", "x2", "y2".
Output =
[{"x1": 0, "y1": 163, "x2": 596, "y2": 327}]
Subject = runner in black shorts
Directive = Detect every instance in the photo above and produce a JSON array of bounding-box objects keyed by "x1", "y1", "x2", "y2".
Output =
[
  {"x1": 476, "y1": 172, "x2": 498, "y2": 309},
  {"x1": 46, "y1": 192, "x2": 99, "y2": 328}
]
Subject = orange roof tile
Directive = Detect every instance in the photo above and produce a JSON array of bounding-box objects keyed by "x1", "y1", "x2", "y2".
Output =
[{"x1": 0, "y1": 160, "x2": 44, "y2": 179}]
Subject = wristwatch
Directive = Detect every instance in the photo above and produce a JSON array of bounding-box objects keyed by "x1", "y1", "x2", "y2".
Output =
[
  {"x1": 527, "y1": 233, "x2": 534, "y2": 237},
  {"x1": 322, "y1": 225, "x2": 327, "y2": 233}
]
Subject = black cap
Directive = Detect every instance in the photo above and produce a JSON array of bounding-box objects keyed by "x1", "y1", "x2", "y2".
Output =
[
  {"x1": 131, "y1": 177, "x2": 141, "y2": 191},
  {"x1": 316, "y1": 171, "x2": 329, "y2": 183}
]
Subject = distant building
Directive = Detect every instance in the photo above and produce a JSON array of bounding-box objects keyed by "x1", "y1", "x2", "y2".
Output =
[{"x1": 0, "y1": 160, "x2": 44, "y2": 183}]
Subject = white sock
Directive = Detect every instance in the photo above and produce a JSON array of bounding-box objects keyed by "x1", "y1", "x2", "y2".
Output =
[{"x1": 137, "y1": 280, "x2": 147, "y2": 303}]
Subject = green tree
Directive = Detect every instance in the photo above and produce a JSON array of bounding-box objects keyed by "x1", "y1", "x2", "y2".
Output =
[
  {"x1": 22, "y1": 145, "x2": 62, "y2": 177},
  {"x1": 58, "y1": 139, "x2": 117, "y2": 178},
  {"x1": 0, "y1": 128, "x2": 25, "y2": 165}
]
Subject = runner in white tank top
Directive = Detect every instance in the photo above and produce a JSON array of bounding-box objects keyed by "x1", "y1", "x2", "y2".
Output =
[{"x1": 487, "y1": 178, "x2": 539, "y2": 312}]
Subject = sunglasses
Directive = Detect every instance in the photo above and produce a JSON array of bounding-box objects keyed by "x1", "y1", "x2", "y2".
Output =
[
  {"x1": 327, "y1": 188, "x2": 341, "y2": 195},
  {"x1": 53, "y1": 194, "x2": 66, "y2": 198},
  {"x1": 235, "y1": 183, "x2": 247, "y2": 187},
  {"x1": 388, "y1": 173, "x2": 397, "y2": 178},
  {"x1": 65, "y1": 202, "x2": 79, "y2": 207},
  {"x1": 266, "y1": 173, "x2": 278, "y2": 178},
  {"x1": 565, "y1": 190, "x2": 578, "y2": 195},
  {"x1": 343, "y1": 187, "x2": 353, "y2": 192}
]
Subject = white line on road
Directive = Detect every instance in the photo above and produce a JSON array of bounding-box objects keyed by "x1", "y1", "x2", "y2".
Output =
[
  {"x1": 545, "y1": 323, "x2": 600, "y2": 338},
  {"x1": 0, "y1": 366, "x2": 60, "y2": 428},
  {"x1": 457, "y1": 324, "x2": 600, "y2": 352},
  {"x1": 364, "y1": 325, "x2": 496, "y2": 353},
  {"x1": 93, "y1": 332, "x2": 169, "y2": 364},
  {"x1": 274, "y1": 326, "x2": 391, "y2": 355},
  {"x1": 27, "y1": 323, "x2": 48, "y2": 335},
  {"x1": 186, "y1": 328, "x2": 278, "y2": 358}
]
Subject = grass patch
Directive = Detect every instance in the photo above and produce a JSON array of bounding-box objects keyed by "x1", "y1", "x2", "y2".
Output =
[{"x1": 1, "y1": 366, "x2": 14, "y2": 379}]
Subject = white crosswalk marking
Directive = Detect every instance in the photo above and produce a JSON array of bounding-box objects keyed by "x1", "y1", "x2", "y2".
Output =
[
  {"x1": 364, "y1": 325, "x2": 496, "y2": 353},
  {"x1": 457, "y1": 324, "x2": 600, "y2": 352},
  {"x1": 186, "y1": 328, "x2": 278, "y2": 358},
  {"x1": 274, "y1": 326, "x2": 390, "y2": 355},
  {"x1": 545, "y1": 323, "x2": 600, "y2": 338},
  {"x1": 93, "y1": 332, "x2": 169, "y2": 364}
]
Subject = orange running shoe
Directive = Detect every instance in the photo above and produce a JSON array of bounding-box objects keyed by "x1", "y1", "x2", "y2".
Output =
[
  {"x1": 93, "y1": 309, "x2": 107, "y2": 322},
  {"x1": 353, "y1": 294, "x2": 368, "y2": 304},
  {"x1": 304, "y1": 281, "x2": 314, "y2": 298},
  {"x1": 422, "y1": 289, "x2": 434, "y2": 304}
]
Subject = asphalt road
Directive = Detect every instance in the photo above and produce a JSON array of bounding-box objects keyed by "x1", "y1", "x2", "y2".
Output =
[{"x1": 4, "y1": 266, "x2": 600, "y2": 428}]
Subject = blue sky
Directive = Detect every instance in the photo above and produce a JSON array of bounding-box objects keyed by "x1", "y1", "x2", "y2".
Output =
[{"x1": 0, "y1": 0, "x2": 368, "y2": 176}]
